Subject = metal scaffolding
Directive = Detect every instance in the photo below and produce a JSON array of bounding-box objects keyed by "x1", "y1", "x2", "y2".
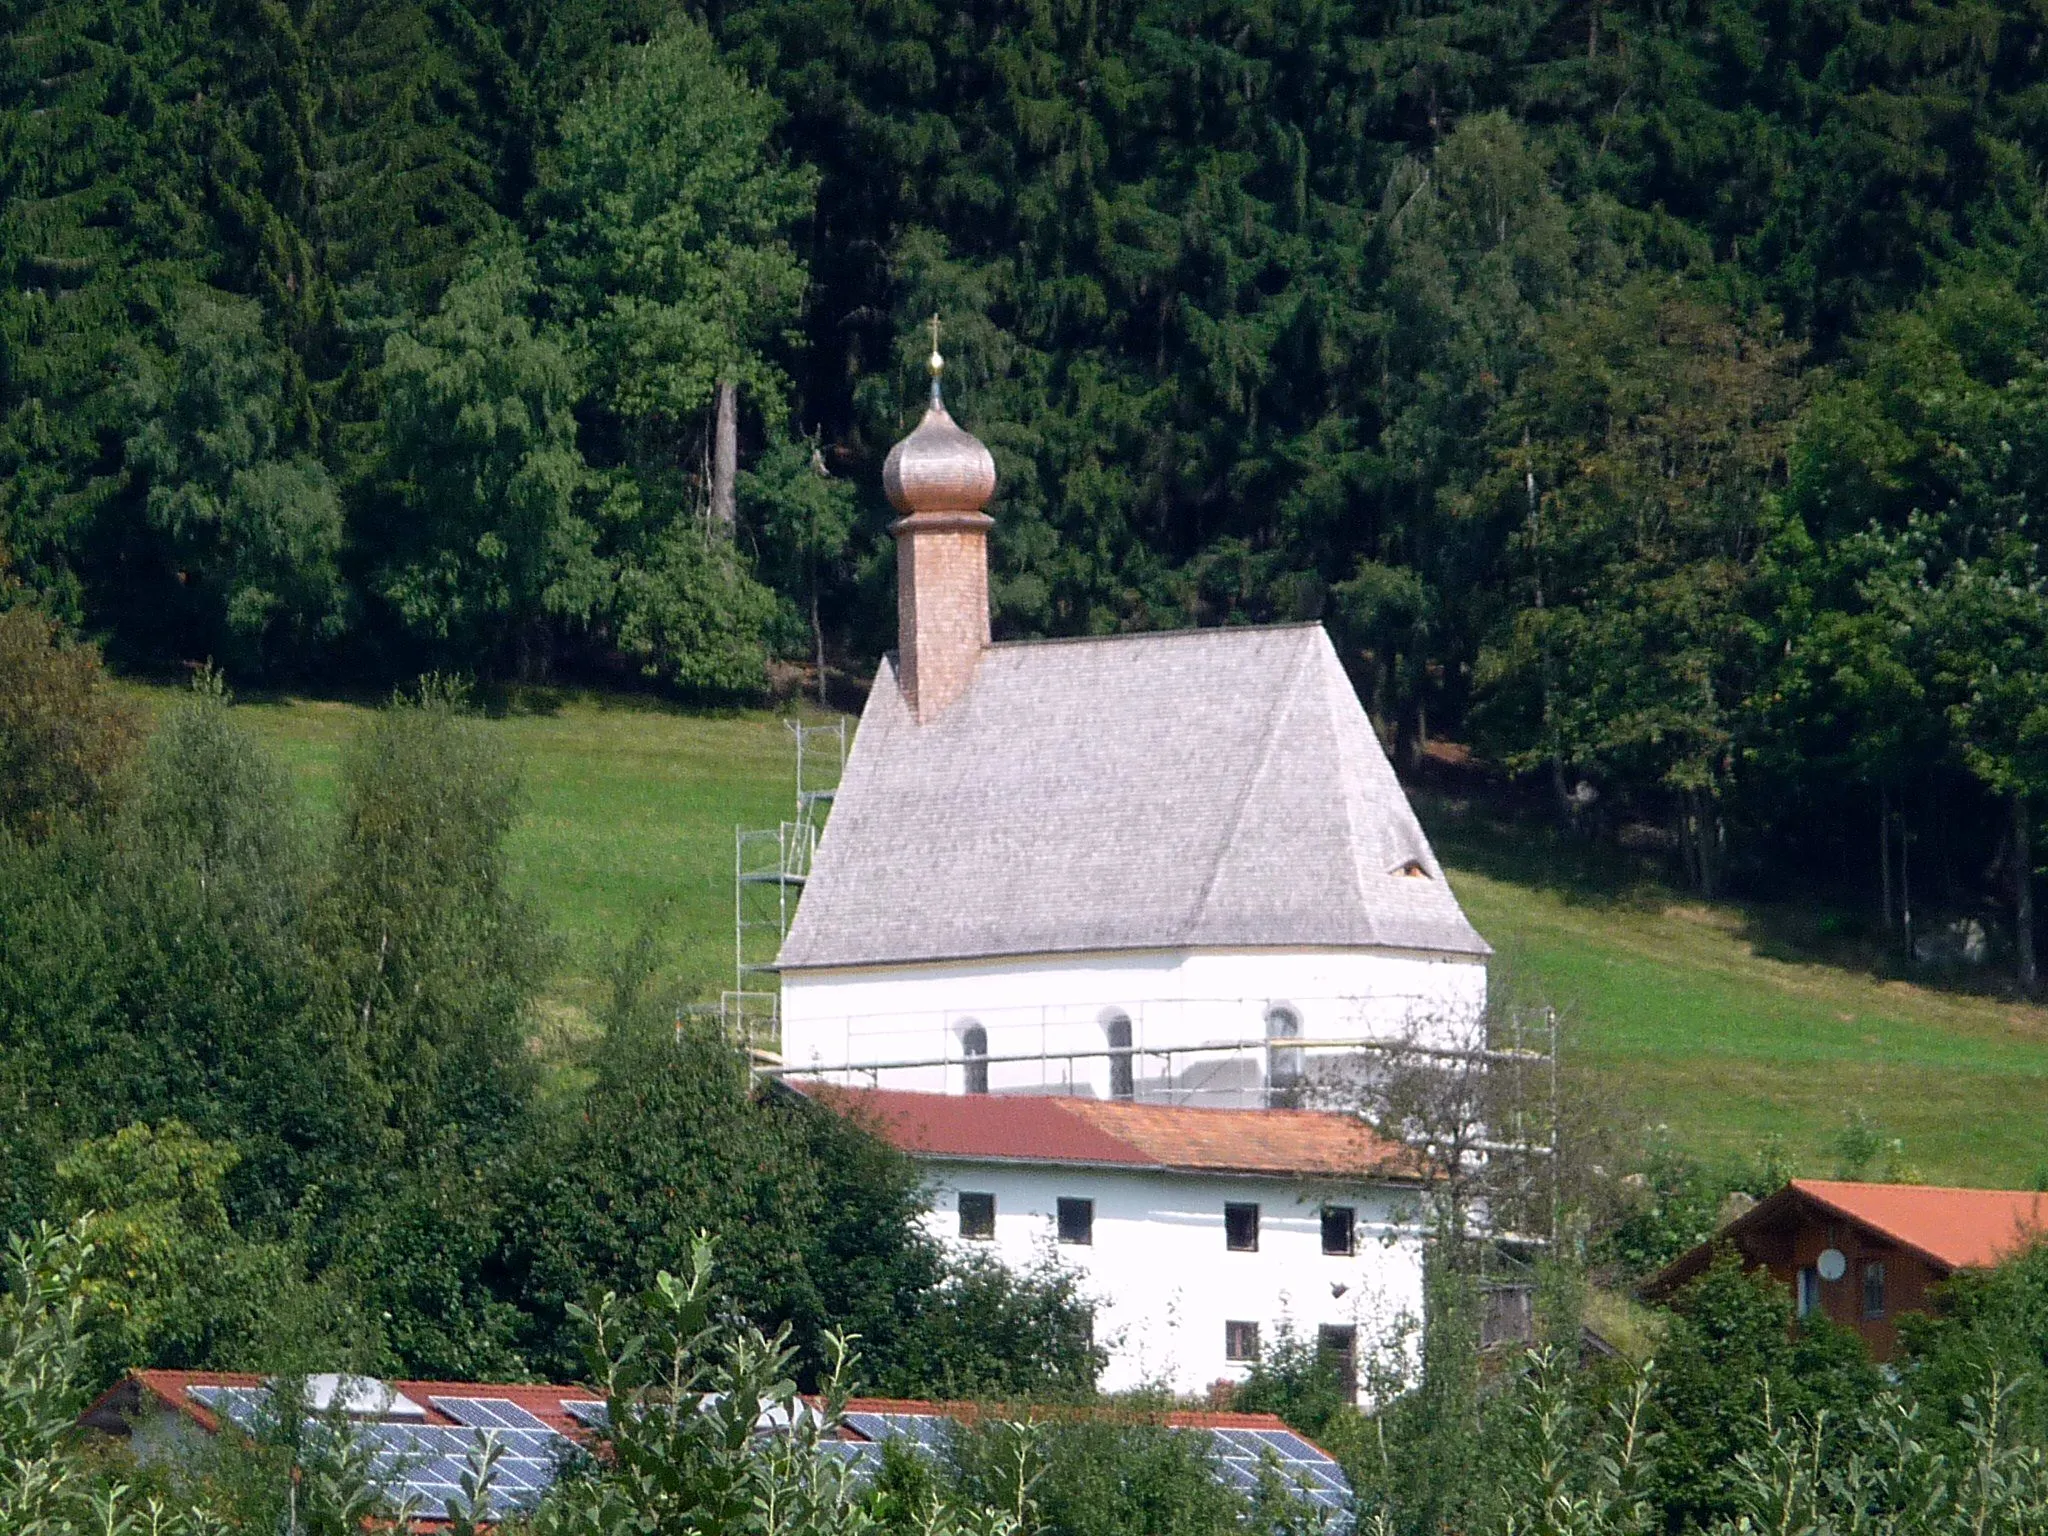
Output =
[{"x1": 723, "y1": 719, "x2": 845, "y2": 1044}]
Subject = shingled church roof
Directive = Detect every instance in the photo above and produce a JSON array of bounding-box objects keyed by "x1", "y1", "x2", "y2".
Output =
[{"x1": 777, "y1": 623, "x2": 1489, "y2": 971}]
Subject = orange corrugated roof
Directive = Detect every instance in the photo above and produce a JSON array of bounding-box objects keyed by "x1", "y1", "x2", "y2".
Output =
[
  {"x1": 798, "y1": 1084, "x2": 1415, "y2": 1179},
  {"x1": 1785, "y1": 1179, "x2": 2048, "y2": 1271}
]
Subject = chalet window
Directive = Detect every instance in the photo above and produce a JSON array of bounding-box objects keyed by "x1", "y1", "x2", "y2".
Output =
[
  {"x1": 1058, "y1": 1197, "x2": 1094, "y2": 1245},
  {"x1": 1797, "y1": 1266, "x2": 1821, "y2": 1318},
  {"x1": 1862, "y1": 1261, "x2": 1887, "y2": 1319},
  {"x1": 1225, "y1": 1320, "x2": 1260, "y2": 1362},
  {"x1": 1266, "y1": 1006, "x2": 1304, "y2": 1100},
  {"x1": 1317, "y1": 1324, "x2": 1358, "y2": 1398},
  {"x1": 1104, "y1": 1012, "x2": 1134, "y2": 1101},
  {"x1": 1322, "y1": 1206, "x2": 1356, "y2": 1256},
  {"x1": 960, "y1": 1022, "x2": 988, "y2": 1095},
  {"x1": 1225, "y1": 1202, "x2": 1260, "y2": 1252},
  {"x1": 958, "y1": 1192, "x2": 995, "y2": 1240}
]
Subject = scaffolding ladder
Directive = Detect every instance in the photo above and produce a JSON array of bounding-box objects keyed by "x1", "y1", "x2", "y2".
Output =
[{"x1": 723, "y1": 719, "x2": 845, "y2": 1047}]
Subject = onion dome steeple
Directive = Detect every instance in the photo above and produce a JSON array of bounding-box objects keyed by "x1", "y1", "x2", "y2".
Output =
[
  {"x1": 884, "y1": 318, "x2": 996, "y2": 724},
  {"x1": 883, "y1": 319, "x2": 996, "y2": 516}
]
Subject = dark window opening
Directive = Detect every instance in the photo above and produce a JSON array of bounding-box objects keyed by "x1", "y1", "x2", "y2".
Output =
[
  {"x1": 1105, "y1": 1014, "x2": 1134, "y2": 1101},
  {"x1": 1225, "y1": 1320, "x2": 1260, "y2": 1362},
  {"x1": 958, "y1": 1192, "x2": 995, "y2": 1240},
  {"x1": 1322, "y1": 1206, "x2": 1356, "y2": 1256},
  {"x1": 1862, "y1": 1261, "x2": 1887, "y2": 1319},
  {"x1": 1058, "y1": 1197, "x2": 1094, "y2": 1245},
  {"x1": 1225, "y1": 1202, "x2": 1260, "y2": 1252},
  {"x1": 961, "y1": 1023, "x2": 988, "y2": 1095},
  {"x1": 1317, "y1": 1324, "x2": 1359, "y2": 1398},
  {"x1": 1797, "y1": 1267, "x2": 1820, "y2": 1318}
]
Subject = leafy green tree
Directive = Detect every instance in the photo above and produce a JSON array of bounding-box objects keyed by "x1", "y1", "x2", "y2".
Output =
[
  {"x1": 1646, "y1": 1252, "x2": 1881, "y2": 1530},
  {"x1": 53, "y1": 1122, "x2": 360, "y2": 1383},
  {"x1": 0, "y1": 593, "x2": 139, "y2": 840},
  {"x1": 120, "y1": 289, "x2": 346, "y2": 672},
  {"x1": 310, "y1": 676, "x2": 545, "y2": 1160},
  {"x1": 610, "y1": 506, "x2": 784, "y2": 698},
  {"x1": 744, "y1": 434, "x2": 857, "y2": 700},
  {"x1": 368, "y1": 245, "x2": 597, "y2": 676},
  {"x1": 537, "y1": 16, "x2": 814, "y2": 474},
  {"x1": 1471, "y1": 282, "x2": 1808, "y2": 891}
]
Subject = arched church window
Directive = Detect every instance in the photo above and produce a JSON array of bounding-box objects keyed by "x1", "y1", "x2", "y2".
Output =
[
  {"x1": 1102, "y1": 1011, "x2": 1134, "y2": 1101},
  {"x1": 960, "y1": 1022, "x2": 989, "y2": 1095},
  {"x1": 1266, "y1": 1005, "x2": 1304, "y2": 1099}
]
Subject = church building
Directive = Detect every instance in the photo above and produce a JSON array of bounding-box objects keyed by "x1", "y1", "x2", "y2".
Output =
[{"x1": 775, "y1": 340, "x2": 1490, "y2": 1105}]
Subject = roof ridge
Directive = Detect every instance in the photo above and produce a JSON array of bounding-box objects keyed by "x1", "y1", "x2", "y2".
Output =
[
  {"x1": 985, "y1": 622, "x2": 1323, "y2": 652},
  {"x1": 1187, "y1": 631, "x2": 1318, "y2": 937},
  {"x1": 1317, "y1": 637, "x2": 1380, "y2": 931},
  {"x1": 1794, "y1": 1178, "x2": 2048, "y2": 1197}
]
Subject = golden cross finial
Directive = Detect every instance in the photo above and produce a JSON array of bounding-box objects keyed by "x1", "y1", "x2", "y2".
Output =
[{"x1": 926, "y1": 313, "x2": 945, "y2": 407}]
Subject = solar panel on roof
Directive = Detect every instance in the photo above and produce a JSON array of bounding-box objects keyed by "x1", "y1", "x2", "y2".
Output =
[
  {"x1": 844, "y1": 1411, "x2": 950, "y2": 1448},
  {"x1": 429, "y1": 1396, "x2": 552, "y2": 1432},
  {"x1": 562, "y1": 1400, "x2": 609, "y2": 1429},
  {"x1": 1246, "y1": 1429, "x2": 1325, "y2": 1461},
  {"x1": 187, "y1": 1385, "x2": 272, "y2": 1433}
]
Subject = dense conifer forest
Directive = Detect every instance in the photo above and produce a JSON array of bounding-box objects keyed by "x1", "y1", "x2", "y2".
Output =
[{"x1": 8, "y1": 0, "x2": 2048, "y2": 947}]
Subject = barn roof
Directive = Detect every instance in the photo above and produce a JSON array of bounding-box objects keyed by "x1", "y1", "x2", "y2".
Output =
[
  {"x1": 800, "y1": 1084, "x2": 1418, "y2": 1179},
  {"x1": 1645, "y1": 1179, "x2": 2048, "y2": 1297},
  {"x1": 777, "y1": 623, "x2": 1488, "y2": 971}
]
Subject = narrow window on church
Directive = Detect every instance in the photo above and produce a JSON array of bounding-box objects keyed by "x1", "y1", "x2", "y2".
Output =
[
  {"x1": 960, "y1": 1022, "x2": 988, "y2": 1095},
  {"x1": 1104, "y1": 1012, "x2": 1134, "y2": 1100},
  {"x1": 958, "y1": 1192, "x2": 995, "y2": 1239},
  {"x1": 1266, "y1": 1005, "x2": 1303, "y2": 1101},
  {"x1": 1322, "y1": 1206, "x2": 1356, "y2": 1255},
  {"x1": 1225, "y1": 1202, "x2": 1260, "y2": 1252}
]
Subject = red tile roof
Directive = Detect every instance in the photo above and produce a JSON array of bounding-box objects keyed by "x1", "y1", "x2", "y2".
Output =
[
  {"x1": 798, "y1": 1085, "x2": 1416, "y2": 1179},
  {"x1": 94, "y1": 1372, "x2": 1328, "y2": 1455},
  {"x1": 1782, "y1": 1179, "x2": 2048, "y2": 1271},
  {"x1": 113, "y1": 1369, "x2": 595, "y2": 1439},
  {"x1": 1644, "y1": 1178, "x2": 2048, "y2": 1299}
]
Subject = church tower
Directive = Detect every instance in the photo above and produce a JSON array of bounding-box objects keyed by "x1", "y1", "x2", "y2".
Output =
[{"x1": 882, "y1": 323, "x2": 997, "y2": 723}]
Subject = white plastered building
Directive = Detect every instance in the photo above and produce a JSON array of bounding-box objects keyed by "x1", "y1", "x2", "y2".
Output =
[
  {"x1": 774, "y1": 346, "x2": 1491, "y2": 1105},
  {"x1": 803, "y1": 1086, "x2": 1427, "y2": 1401}
]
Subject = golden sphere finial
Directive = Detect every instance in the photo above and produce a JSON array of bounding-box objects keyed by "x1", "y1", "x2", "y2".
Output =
[{"x1": 884, "y1": 312, "x2": 995, "y2": 517}]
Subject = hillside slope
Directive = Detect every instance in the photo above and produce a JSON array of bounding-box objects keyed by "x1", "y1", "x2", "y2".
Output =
[{"x1": 135, "y1": 685, "x2": 2048, "y2": 1186}]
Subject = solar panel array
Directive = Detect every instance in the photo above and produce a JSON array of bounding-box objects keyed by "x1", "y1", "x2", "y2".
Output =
[
  {"x1": 1203, "y1": 1427, "x2": 1353, "y2": 1517},
  {"x1": 182, "y1": 1390, "x2": 1349, "y2": 1525},
  {"x1": 185, "y1": 1387, "x2": 578, "y2": 1521},
  {"x1": 833, "y1": 1412, "x2": 1351, "y2": 1522}
]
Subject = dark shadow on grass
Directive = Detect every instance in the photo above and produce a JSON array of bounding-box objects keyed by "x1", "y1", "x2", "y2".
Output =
[
  {"x1": 1411, "y1": 783, "x2": 1673, "y2": 912},
  {"x1": 1405, "y1": 753, "x2": 2041, "y2": 1009}
]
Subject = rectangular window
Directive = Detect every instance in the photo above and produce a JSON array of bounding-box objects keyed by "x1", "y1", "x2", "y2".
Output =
[
  {"x1": 1322, "y1": 1206, "x2": 1356, "y2": 1256},
  {"x1": 1225, "y1": 1202, "x2": 1260, "y2": 1252},
  {"x1": 958, "y1": 1192, "x2": 995, "y2": 1240},
  {"x1": 1862, "y1": 1261, "x2": 1887, "y2": 1319},
  {"x1": 1057, "y1": 1197, "x2": 1094, "y2": 1245},
  {"x1": 1317, "y1": 1324, "x2": 1359, "y2": 1398},
  {"x1": 1225, "y1": 1320, "x2": 1260, "y2": 1362},
  {"x1": 1797, "y1": 1266, "x2": 1820, "y2": 1318}
]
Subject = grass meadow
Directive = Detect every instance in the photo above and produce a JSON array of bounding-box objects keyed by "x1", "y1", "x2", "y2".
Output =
[{"x1": 125, "y1": 682, "x2": 2048, "y2": 1187}]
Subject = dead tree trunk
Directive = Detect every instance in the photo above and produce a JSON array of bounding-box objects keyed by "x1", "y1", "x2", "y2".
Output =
[
  {"x1": 1879, "y1": 784, "x2": 1893, "y2": 930},
  {"x1": 2016, "y1": 789, "x2": 2036, "y2": 992},
  {"x1": 710, "y1": 379, "x2": 738, "y2": 537}
]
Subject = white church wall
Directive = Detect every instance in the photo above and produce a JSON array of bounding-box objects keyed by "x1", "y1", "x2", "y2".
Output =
[
  {"x1": 917, "y1": 1159, "x2": 1426, "y2": 1401},
  {"x1": 779, "y1": 947, "x2": 1486, "y2": 1101}
]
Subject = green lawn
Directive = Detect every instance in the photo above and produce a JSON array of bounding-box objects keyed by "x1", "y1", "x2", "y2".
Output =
[{"x1": 121, "y1": 683, "x2": 2048, "y2": 1187}]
